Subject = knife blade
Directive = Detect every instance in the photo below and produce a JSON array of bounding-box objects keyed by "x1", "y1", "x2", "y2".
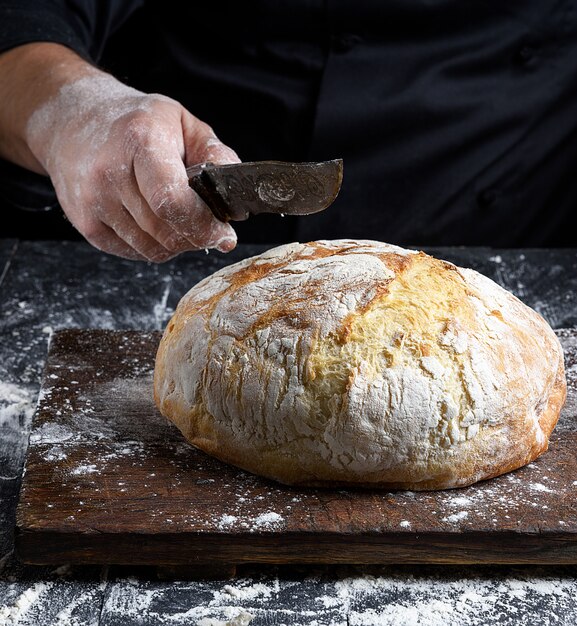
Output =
[{"x1": 186, "y1": 159, "x2": 343, "y2": 222}]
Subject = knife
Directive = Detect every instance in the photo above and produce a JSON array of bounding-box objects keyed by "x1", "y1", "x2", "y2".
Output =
[{"x1": 186, "y1": 159, "x2": 343, "y2": 222}]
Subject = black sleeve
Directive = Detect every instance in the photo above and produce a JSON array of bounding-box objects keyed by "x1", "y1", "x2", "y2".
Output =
[
  {"x1": 0, "y1": 0, "x2": 144, "y2": 213},
  {"x1": 0, "y1": 0, "x2": 145, "y2": 61}
]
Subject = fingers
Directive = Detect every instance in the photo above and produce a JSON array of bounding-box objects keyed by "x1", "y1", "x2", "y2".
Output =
[
  {"x1": 73, "y1": 200, "x2": 178, "y2": 263},
  {"x1": 107, "y1": 205, "x2": 180, "y2": 262},
  {"x1": 117, "y1": 175, "x2": 193, "y2": 254},
  {"x1": 59, "y1": 165, "x2": 184, "y2": 262},
  {"x1": 79, "y1": 216, "x2": 157, "y2": 262},
  {"x1": 132, "y1": 134, "x2": 237, "y2": 253},
  {"x1": 57, "y1": 157, "x2": 184, "y2": 263},
  {"x1": 40, "y1": 80, "x2": 242, "y2": 261}
]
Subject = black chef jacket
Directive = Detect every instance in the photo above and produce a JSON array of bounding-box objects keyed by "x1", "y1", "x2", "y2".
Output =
[{"x1": 1, "y1": 0, "x2": 577, "y2": 247}]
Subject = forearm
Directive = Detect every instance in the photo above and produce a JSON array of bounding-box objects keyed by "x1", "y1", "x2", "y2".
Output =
[
  {"x1": 0, "y1": 42, "x2": 101, "y2": 174},
  {"x1": 0, "y1": 40, "x2": 238, "y2": 261}
]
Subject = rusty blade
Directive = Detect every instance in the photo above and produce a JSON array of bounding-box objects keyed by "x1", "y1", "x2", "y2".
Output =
[{"x1": 186, "y1": 159, "x2": 343, "y2": 222}]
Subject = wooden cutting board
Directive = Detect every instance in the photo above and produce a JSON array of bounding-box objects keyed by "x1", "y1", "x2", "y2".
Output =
[{"x1": 15, "y1": 329, "x2": 577, "y2": 566}]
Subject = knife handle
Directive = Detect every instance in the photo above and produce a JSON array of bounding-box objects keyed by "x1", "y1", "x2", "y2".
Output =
[{"x1": 187, "y1": 162, "x2": 235, "y2": 222}]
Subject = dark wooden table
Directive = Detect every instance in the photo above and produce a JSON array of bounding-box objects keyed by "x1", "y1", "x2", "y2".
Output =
[{"x1": 1, "y1": 239, "x2": 576, "y2": 625}]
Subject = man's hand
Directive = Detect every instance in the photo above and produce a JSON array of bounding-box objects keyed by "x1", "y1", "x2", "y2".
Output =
[{"x1": 0, "y1": 43, "x2": 238, "y2": 261}]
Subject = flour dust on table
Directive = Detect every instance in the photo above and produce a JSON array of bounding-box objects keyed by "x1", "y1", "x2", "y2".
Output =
[{"x1": 2, "y1": 241, "x2": 577, "y2": 626}]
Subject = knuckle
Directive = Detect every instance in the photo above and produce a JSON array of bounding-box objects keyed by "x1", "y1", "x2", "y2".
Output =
[
  {"x1": 89, "y1": 154, "x2": 130, "y2": 190},
  {"x1": 94, "y1": 163, "x2": 119, "y2": 187},
  {"x1": 148, "y1": 92, "x2": 176, "y2": 108},
  {"x1": 76, "y1": 218, "x2": 108, "y2": 245},
  {"x1": 125, "y1": 129, "x2": 149, "y2": 156},
  {"x1": 122, "y1": 99, "x2": 176, "y2": 154},
  {"x1": 123, "y1": 113, "x2": 156, "y2": 153}
]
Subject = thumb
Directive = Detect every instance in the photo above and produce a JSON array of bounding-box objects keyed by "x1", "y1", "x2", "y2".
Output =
[{"x1": 181, "y1": 109, "x2": 240, "y2": 166}]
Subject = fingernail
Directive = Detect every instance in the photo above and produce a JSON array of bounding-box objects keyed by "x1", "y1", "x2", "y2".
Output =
[{"x1": 215, "y1": 236, "x2": 237, "y2": 253}]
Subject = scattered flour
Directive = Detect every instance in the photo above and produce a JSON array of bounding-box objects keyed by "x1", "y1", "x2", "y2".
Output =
[
  {"x1": 196, "y1": 612, "x2": 253, "y2": 626},
  {"x1": 0, "y1": 582, "x2": 54, "y2": 624},
  {"x1": 330, "y1": 570, "x2": 577, "y2": 626},
  {"x1": 212, "y1": 511, "x2": 285, "y2": 533},
  {"x1": 153, "y1": 277, "x2": 173, "y2": 330},
  {"x1": 250, "y1": 512, "x2": 284, "y2": 531},
  {"x1": 70, "y1": 464, "x2": 98, "y2": 476},
  {"x1": 529, "y1": 482, "x2": 554, "y2": 493},
  {"x1": 0, "y1": 382, "x2": 35, "y2": 427},
  {"x1": 2, "y1": 566, "x2": 577, "y2": 625},
  {"x1": 102, "y1": 580, "x2": 260, "y2": 626},
  {"x1": 442, "y1": 511, "x2": 469, "y2": 523},
  {"x1": 217, "y1": 515, "x2": 238, "y2": 529},
  {"x1": 89, "y1": 568, "x2": 577, "y2": 626},
  {"x1": 3, "y1": 317, "x2": 574, "y2": 626},
  {"x1": 220, "y1": 583, "x2": 273, "y2": 602},
  {"x1": 29, "y1": 422, "x2": 75, "y2": 445},
  {"x1": 446, "y1": 496, "x2": 473, "y2": 508}
]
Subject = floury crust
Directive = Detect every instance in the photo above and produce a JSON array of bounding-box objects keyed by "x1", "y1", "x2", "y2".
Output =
[{"x1": 154, "y1": 240, "x2": 566, "y2": 490}]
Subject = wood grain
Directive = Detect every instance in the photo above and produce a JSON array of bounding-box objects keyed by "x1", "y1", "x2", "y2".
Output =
[{"x1": 15, "y1": 328, "x2": 577, "y2": 566}]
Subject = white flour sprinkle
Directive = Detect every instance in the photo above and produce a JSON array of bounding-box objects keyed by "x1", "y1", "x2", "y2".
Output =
[
  {"x1": 29, "y1": 422, "x2": 75, "y2": 445},
  {"x1": 0, "y1": 582, "x2": 54, "y2": 624},
  {"x1": 446, "y1": 496, "x2": 473, "y2": 508},
  {"x1": 220, "y1": 583, "x2": 273, "y2": 601},
  {"x1": 332, "y1": 570, "x2": 577, "y2": 626},
  {"x1": 197, "y1": 612, "x2": 253, "y2": 626},
  {"x1": 529, "y1": 482, "x2": 554, "y2": 493},
  {"x1": 217, "y1": 515, "x2": 238, "y2": 529},
  {"x1": 5, "y1": 568, "x2": 576, "y2": 626},
  {"x1": 42, "y1": 447, "x2": 67, "y2": 462},
  {"x1": 153, "y1": 277, "x2": 172, "y2": 330},
  {"x1": 250, "y1": 512, "x2": 284, "y2": 530},
  {"x1": 442, "y1": 511, "x2": 469, "y2": 523},
  {"x1": 0, "y1": 382, "x2": 36, "y2": 427},
  {"x1": 70, "y1": 464, "x2": 98, "y2": 476}
]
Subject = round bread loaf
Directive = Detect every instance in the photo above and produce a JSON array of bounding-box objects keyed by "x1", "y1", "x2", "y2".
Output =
[{"x1": 154, "y1": 240, "x2": 566, "y2": 490}]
